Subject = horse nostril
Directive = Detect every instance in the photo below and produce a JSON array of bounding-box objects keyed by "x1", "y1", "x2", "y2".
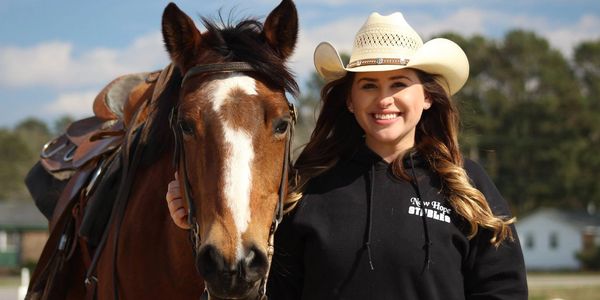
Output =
[
  {"x1": 196, "y1": 245, "x2": 225, "y2": 279},
  {"x1": 241, "y1": 245, "x2": 269, "y2": 282}
]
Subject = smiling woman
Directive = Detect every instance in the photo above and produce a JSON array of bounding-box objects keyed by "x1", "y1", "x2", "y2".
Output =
[
  {"x1": 165, "y1": 8, "x2": 528, "y2": 300},
  {"x1": 348, "y1": 69, "x2": 431, "y2": 162}
]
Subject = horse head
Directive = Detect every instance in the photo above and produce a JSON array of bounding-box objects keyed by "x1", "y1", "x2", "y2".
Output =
[{"x1": 159, "y1": 1, "x2": 298, "y2": 298}]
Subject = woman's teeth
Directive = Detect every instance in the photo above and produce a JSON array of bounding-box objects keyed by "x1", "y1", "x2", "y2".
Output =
[{"x1": 374, "y1": 113, "x2": 399, "y2": 120}]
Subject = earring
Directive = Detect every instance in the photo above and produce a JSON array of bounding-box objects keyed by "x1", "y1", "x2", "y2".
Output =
[{"x1": 348, "y1": 105, "x2": 354, "y2": 113}]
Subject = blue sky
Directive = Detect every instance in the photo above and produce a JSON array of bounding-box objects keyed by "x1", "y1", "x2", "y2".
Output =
[{"x1": 1, "y1": 0, "x2": 599, "y2": 127}]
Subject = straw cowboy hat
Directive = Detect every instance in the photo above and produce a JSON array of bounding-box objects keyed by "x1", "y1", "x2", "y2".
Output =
[{"x1": 314, "y1": 12, "x2": 469, "y2": 95}]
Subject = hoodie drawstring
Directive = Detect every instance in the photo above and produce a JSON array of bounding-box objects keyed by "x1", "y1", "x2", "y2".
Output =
[
  {"x1": 364, "y1": 164, "x2": 376, "y2": 271},
  {"x1": 409, "y1": 152, "x2": 432, "y2": 273}
]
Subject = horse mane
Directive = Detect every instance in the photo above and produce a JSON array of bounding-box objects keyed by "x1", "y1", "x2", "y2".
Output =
[
  {"x1": 200, "y1": 16, "x2": 299, "y2": 96},
  {"x1": 141, "y1": 14, "x2": 299, "y2": 165}
]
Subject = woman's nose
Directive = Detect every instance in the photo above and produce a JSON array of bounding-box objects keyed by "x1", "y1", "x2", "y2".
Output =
[{"x1": 377, "y1": 95, "x2": 395, "y2": 108}]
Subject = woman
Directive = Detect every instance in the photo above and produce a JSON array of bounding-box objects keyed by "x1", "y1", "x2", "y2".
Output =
[{"x1": 166, "y1": 12, "x2": 528, "y2": 299}]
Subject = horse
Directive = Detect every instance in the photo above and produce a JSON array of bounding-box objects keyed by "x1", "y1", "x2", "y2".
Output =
[{"x1": 26, "y1": 1, "x2": 298, "y2": 299}]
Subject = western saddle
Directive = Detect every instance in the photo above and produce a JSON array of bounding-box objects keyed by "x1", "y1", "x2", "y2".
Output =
[{"x1": 25, "y1": 65, "x2": 175, "y2": 300}]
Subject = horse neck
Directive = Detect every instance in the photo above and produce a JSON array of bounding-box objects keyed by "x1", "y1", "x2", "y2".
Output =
[{"x1": 109, "y1": 150, "x2": 204, "y2": 295}]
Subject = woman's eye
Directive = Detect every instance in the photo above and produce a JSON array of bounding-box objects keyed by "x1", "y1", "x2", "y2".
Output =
[
  {"x1": 361, "y1": 83, "x2": 377, "y2": 90},
  {"x1": 392, "y1": 82, "x2": 407, "y2": 88}
]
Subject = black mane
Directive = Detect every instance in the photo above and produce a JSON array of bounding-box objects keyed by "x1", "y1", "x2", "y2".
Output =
[{"x1": 201, "y1": 17, "x2": 299, "y2": 97}]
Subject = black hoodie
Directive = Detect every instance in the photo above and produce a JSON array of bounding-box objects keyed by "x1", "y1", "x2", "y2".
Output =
[{"x1": 267, "y1": 144, "x2": 528, "y2": 300}]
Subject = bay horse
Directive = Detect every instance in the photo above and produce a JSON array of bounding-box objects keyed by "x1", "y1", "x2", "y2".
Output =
[{"x1": 27, "y1": 1, "x2": 298, "y2": 299}]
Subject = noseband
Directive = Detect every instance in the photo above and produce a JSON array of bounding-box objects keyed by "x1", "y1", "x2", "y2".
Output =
[{"x1": 169, "y1": 62, "x2": 295, "y2": 300}]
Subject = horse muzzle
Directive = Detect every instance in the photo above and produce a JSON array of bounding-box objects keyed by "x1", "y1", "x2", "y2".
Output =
[{"x1": 197, "y1": 244, "x2": 269, "y2": 299}]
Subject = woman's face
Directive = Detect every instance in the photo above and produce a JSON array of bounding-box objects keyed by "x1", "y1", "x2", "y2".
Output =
[{"x1": 348, "y1": 68, "x2": 431, "y2": 158}]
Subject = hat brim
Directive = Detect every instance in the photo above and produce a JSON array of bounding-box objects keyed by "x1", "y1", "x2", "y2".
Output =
[{"x1": 313, "y1": 39, "x2": 469, "y2": 95}]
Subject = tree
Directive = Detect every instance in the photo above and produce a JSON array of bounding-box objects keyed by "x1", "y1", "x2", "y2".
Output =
[
  {"x1": 53, "y1": 115, "x2": 75, "y2": 135},
  {"x1": 0, "y1": 129, "x2": 33, "y2": 201},
  {"x1": 574, "y1": 39, "x2": 600, "y2": 101},
  {"x1": 446, "y1": 30, "x2": 593, "y2": 214},
  {"x1": 14, "y1": 117, "x2": 52, "y2": 158},
  {"x1": 573, "y1": 39, "x2": 600, "y2": 209},
  {"x1": 1, "y1": 118, "x2": 53, "y2": 202}
]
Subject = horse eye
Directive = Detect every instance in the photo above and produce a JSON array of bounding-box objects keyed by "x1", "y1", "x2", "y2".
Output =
[
  {"x1": 179, "y1": 120, "x2": 194, "y2": 135},
  {"x1": 273, "y1": 119, "x2": 289, "y2": 135}
]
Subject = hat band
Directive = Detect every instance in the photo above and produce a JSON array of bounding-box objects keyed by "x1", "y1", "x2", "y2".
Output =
[{"x1": 347, "y1": 57, "x2": 410, "y2": 69}]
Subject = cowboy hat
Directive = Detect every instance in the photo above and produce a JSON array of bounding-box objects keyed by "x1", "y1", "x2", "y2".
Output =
[{"x1": 314, "y1": 12, "x2": 469, "y2": 95}]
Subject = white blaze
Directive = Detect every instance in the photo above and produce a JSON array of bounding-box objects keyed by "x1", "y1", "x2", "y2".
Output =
[{"x1": 209, "y1": 74, "x2": 257, "y2": 261}]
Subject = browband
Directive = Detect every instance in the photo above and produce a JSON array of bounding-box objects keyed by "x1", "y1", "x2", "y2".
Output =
[{"x1": 181, "y1": 62, "x2": 255, "y2": 86}]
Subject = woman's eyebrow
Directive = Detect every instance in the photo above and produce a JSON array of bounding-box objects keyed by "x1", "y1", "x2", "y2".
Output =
[
  {"x1": 357, "y1": 75, "x2": 412, "y2": 83},
  {"x1": 390, "y1": 75, "x2": 412, "y2": 82},
  {"x1": 357, "y1": 77, "x2": 377, "y2": 83}
]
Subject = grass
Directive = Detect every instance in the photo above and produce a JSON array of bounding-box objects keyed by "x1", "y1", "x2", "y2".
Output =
[
  {"x1": 529, "y1": 286, "x2": 600, "y2": 300},
  {"x1": 1, "y1": 272, "x2": 600, "y2": 299},
  {"x1": 528, "y1": 271, "x2": 600, "y2": 300},
  {"x1": 0, "y1": 275, "x2": 19, "y2": 287}
]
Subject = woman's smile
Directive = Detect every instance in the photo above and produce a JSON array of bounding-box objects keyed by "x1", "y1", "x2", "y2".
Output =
[{"x1": 371, "y1": 111, "x2": 403, "y2": 124}]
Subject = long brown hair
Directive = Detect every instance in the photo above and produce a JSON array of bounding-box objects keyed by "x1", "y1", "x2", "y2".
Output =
[{"x1": 288, "y1": 69, "x2": 514, "y2": 246}]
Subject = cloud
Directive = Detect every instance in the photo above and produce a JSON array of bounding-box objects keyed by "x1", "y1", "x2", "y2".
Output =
[
  {"x1": 289, "y1": 17, "x2": 363, "y2": 83},
  {"x1": 43, "y1": 90, "x2": 99, "y2": 119},
  {"x1": 0, "y1": 31, "x2": 167, "y2": 89},
  {"x1": 409, "y1": 8, "x2": 490, "y2": 38},
  {"x1": 412, "y1": 9, "x2": 600, "y2": 57},
  {"x1": 2, "y1": 7, "x2": 598, "y2": 95},
  {"x1": 539, "y1": 14, "x2": 600, "y2": 57}
]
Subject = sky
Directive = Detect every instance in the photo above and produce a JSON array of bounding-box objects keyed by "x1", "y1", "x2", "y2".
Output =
[{"x1": 1, "y1": 0, "x2": 599, "y2": 127}]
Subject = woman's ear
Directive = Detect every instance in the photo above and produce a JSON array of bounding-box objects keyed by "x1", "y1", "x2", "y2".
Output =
[
  {"x1": 423, "y1": 96, "x2": 432, "y2": 110},
  {"x1": 346, "y1": 98, "x2": 354, "y2": 113}
]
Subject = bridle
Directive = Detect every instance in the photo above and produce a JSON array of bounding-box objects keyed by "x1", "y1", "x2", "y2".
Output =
[{"x1": 169, "y1": 62, "x2": 296, "y2": 300}]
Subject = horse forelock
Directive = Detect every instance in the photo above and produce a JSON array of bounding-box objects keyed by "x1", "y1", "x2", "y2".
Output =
[{"x1": 201, "y1": 17, "x2": 299, "y2": 97}]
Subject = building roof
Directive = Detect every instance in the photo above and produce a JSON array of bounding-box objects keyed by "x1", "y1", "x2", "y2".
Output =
[{"x1": 0, "y1": 201, "x2": 48, "y2": 230}]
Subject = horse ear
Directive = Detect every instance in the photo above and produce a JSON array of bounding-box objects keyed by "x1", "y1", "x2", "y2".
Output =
[
  {"x1": 262, "y1": 0, "x2": 298, "y2": 60},
  {"x1": 162, "y1": 3, "x2": 201, "y2": 70}
]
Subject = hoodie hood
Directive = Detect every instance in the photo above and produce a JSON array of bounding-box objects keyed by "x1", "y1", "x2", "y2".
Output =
[{"x1": 349, "y1": 141, "x2": 428, "y2": 171}]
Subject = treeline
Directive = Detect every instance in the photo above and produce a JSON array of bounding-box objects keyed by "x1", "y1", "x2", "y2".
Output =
[
  {"x1": 0, "y1": 117, "x2": 73, "y2": 201},
  {"x1": 294, "y1": 29, "x2": 600, "y2": 216},
  {"x1": 1, "y1": 29, "x2": 599, "y2": 217}
]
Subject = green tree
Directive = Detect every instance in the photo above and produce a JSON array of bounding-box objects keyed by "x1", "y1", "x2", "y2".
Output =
[
  {"x1": 0, "y1": 129, "x2": 33, "y2": 201},
  {"x1": 53, "y1": 115, "x2": 75, "y2": 135},
  {"x1": 1, "y1": 118, "x2": 53, "y2": 202},
  {"x1": 14, "y1": 117, "x2": 52, "y2": 158},
  {"x1": 448, "y1": 30, "x2": 589, "y2": 214},
  {"x1": 573, "y1": 39, "x2": 600, "y2": 209}
]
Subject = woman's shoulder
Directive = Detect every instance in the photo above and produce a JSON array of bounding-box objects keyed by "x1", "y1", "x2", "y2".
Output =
[
  {"x1": 462, "y1": 158, "x2": 512, "y2": 216},
  {"x1": 463, "y1": 158, "x2": 493, "y2": 187}
]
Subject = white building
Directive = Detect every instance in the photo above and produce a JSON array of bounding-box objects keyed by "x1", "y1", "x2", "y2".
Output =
[{"x1": 515, "y1": 207, "x2": 600, "y2": 271}]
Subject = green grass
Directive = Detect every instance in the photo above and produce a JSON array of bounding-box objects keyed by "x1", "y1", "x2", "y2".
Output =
[
  {"x1": 0, "y1": 276, "x2": 19, "y2": 287},
  {"x1": 529, "y1": 286, "x2": 600, "y2": 300}
]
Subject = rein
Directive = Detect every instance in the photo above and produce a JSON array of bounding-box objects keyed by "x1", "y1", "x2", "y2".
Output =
[{"x1": 170, "y1": 62, "x2": 296, "y2": 300}]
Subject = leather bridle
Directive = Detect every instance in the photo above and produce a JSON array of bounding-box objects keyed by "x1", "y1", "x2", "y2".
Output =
[{"x1": 169, "y1": 62, "x2": 295, "y2": 300}]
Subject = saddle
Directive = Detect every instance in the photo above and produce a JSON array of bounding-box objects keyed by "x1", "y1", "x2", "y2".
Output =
[
  {"x1": 30, "y1": 71, "x2": 151, "y2": 220},
  {"x1": 24, "y1": 66, "x2": 172, "y2": 300}
]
